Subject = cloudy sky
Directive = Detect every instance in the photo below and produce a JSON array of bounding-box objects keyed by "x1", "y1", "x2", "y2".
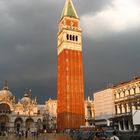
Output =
[{"x1": 0, "y1": 0, "x2": 140, "y2": 103}]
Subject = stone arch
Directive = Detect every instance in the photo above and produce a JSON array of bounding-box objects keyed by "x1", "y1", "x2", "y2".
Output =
[
  {"x1": 37, "y1": 118, "x2": 41, "y2": 123},
  {"x1": 0, "y1": 115, "x2": 9, "y2": 131},
  {"x1": 0, "y1": 103, "x2": 11, "y2": 114},
  {"x1": 14, "y1": 117, "x2": 23, "y2": 131},
  {"x1": 36, "y1": 118, "x2": 42, "y2": 130},
  {"x1": 25, "y1": 118, "x2": 34, "y2": 130}
]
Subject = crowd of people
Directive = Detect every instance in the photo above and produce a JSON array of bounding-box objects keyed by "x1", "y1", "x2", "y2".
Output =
[
  {"x1": 16, "y1": 129, "x2": 39, "y2": 138},
  {"x1": 0, "y1": 129, "x2": 40, "y2": 139},
  {"x1": 0, "y1": 128, "x2": 120, "y2": 140},
  {"x1": 93, "y1": 131, "x2": 120, "y2": 140}
]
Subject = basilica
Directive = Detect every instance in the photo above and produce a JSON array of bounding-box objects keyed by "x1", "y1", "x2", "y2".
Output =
[
  {"x1": 0, "y1": 81, "x2": 43, "y2": 132},
  {"x1": 0, "y1": 0, "x2": 94, "y2": 132},
  {"x1": 0, "y1": 81, "x2": 94, "y2": 132}
]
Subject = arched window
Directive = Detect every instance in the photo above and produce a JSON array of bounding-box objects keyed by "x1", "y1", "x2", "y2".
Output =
[
  {"x1": 70, "y1": 35, "x2": 72, "y2": 40},
  {"x1": 73, "y1": 35, "x2": 75, "y2": 41},
  {"x1": 115, "y1": 105, "x2": 117, "y2": 114},
  {"x1": 25, "y1": 118, "x2": 34, "y2": 129},
  {"x1": 66, "y1": 34, "x2": 69, "y2": 40},
  {"x1": 76, "y1": 36, "x2": 78, "y2": 41}
]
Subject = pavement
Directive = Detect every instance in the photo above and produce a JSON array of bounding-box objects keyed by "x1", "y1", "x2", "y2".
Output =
[{"x1": 0, "y1": 133, "x2": 73, "y2": 140}]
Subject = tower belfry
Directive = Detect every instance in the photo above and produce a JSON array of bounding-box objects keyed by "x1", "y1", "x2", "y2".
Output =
[{"x1": 57, "y1": 0, "x2": 85, "y2": 130}]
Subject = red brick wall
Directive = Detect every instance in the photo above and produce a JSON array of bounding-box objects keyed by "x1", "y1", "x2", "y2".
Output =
[{"x1": 57, "y1": 49, "x2": 85, "y2": 130}]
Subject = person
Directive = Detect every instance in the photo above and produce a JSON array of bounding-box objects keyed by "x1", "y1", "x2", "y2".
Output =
[
  {"x1": 4, "y1": 131, "x2": 8, "y2": 139},
  {"x1": 93, "y1": 132, "x2": 99, "y2": 140},
  {"x1": 25, "y1": 130, "x2": 28, "y2": 138},
  {"x1": 53, "y1": 130, "x2": 56, "y2": 136},
  {"x1": 110, "y1": 131, "x2": 119, "y2": 140},
  {"x1": 18, "y1": 131, "x2": 22, "y2": 139}
]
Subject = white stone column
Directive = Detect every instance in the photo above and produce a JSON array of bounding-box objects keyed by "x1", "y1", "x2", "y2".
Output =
[
  {"x1": 9, "y1": 117, "x2": 15, "y2": 132},
  {"x1": 126, "y1": 104, "x2": 130, "y2": 113},
  {"x1": 123, "y1": 119, "x2": 126, "y2": 131},
  {"x1": 118, "y1": 121, "x2": 121, "y2": 131},
  {"x1": 134, "y1": 125, "x2": 137, "y2": 131},
  {"x1": 9, "y1": 121, "x2": 14, "y2": 132},
  {"x1": 128, "y1": 120, "x2": 132, "y2": 131},
  {"x1": 22, "y1": 117, "x2": 26, "y2": 130},
  {"x1": 117, "y1": 105, "x2": 120, "y2": 114},
  {"x1": 122, "y1": 104, "x2": 125, "y2": 114}
]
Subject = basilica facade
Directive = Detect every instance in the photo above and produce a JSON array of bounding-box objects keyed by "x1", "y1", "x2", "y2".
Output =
[
  {"x1": 0, "y1": 81, "x2": 95, "y2": 133},
  {"x1": 0, "y1": 82, "x2": 42, "y2": 132}
]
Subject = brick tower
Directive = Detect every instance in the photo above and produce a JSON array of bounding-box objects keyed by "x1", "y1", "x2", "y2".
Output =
[{"x1": 57, "y1": 0, "x2": 85, "y2": 130}]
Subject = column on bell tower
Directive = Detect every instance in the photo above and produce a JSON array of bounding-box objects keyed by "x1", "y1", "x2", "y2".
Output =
[{"x1": 57, "y1": 0, "x2": 85, "y2": 131}]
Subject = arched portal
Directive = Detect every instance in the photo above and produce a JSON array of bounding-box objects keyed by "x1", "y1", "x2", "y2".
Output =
[
  {"x1": 36, "y1": 118, "x2": 42, "y2": 130},
  {"x1": 0, "y1": 103, "x2": 11, "y2": 114},
  {"x1": 25, "y1": 118, "x2": 34, "y2": 130},
  {"x1": 14, "y1": 118, "x2": 23, "y2": 131},
  {"x1": 0, "y1": 115, "x2": 9, "y2": 132}
]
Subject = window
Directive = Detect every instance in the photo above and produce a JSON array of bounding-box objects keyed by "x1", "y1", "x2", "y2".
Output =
[
  {"x1": 66, "y1": 34, "x2": 69, "y2": 40},
  {"x1": 115, "y1": 105, "x2": 117, "y2": 114},
  {"x1": 70, "y1": 35, "x2": 72, "y2": 40},
  {"x1": 73, "y1": 35, "x2": 75, "y2": 41},
  {"x1": 76, "y1": 36, "x2": 78, "y2": 41}
]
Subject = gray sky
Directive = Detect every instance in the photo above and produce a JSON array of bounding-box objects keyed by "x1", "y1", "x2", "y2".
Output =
[{"x1": 0, "y1": 0, "x2": 140, "y2": 103}]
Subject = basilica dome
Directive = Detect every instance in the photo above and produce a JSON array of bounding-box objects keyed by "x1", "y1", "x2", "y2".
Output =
[
  {"x1": 21, "y1": 93, "x2": 31, "y2": 104},
  {"x1": 0, "y1": 85, "x2": 13, "y2": 98}
]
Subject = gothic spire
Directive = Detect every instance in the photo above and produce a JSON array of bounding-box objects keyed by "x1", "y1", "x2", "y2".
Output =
[{"x1": 61, "y1": 0, "x2": 78, "y2": 20}]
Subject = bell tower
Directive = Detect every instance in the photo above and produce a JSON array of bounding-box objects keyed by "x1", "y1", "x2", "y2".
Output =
[{"x1": 57, "y1": 0, "x2": 85, "y2": 130}]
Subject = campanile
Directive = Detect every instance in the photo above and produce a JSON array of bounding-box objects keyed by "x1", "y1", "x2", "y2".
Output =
[{"x1": 57, "y1": 0, "x2": 85, "y2": 130}]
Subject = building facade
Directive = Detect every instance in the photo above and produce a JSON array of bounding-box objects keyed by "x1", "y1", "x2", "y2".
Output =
[
  {"x1": 45, "y1": 97, "x2": 94, "y2": 130},
  {"x1": 45, "y1": 98, "x2": 57, "y2": 130},
  {"x1": 0, "y1": 82, "x2": 42, "y2": 132},
  {"x1": 113, "y1": 77, "x2": 140, "y2": 131},
  {"x1": 0, "y1": 80, "x2": 94, "y2": 133},
  {"x1": 93, "y1": 77, "x2": 140, "y2": 131},
  {"x1": 94, "y1": 88, "x2": 115, "y2": 128},
  {"x1": 57, "y1": 0, "x2": 85, "y2": 130}
]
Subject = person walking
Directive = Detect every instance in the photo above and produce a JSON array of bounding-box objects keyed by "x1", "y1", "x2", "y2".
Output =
[
  {"x1": 110, "y1": 131, "x2": 119, "y2": 140},
  {"x1": 25, "y1": 130, "x2": 28, "y2": 138}
]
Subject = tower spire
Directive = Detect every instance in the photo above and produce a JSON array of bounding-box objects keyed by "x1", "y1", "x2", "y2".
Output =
[
  {"x1": 61, "y1": 0, "x2": 79, "y2": 20},
  {"x1": 3, "y1": 80, "x2": 9, "y2": 90}
]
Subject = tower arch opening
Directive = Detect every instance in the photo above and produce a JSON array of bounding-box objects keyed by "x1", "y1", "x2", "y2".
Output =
[{"x1": 0, "y1": 115, "x2": 9, "y2": 132}]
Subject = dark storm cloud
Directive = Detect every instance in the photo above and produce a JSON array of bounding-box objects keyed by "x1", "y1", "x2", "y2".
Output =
[
  {"x1": 74, "y1": 0, "x2": 112, "y2": 16},
  {"x1": 0, "y1": 0, "x2": 60, "y2": 102},
  {"x1": 0, "y1": 0, "x2": 140, "y2": 103},
  {"x1": 83, "y1": 28, "x2": 140, "y2": 97}
]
